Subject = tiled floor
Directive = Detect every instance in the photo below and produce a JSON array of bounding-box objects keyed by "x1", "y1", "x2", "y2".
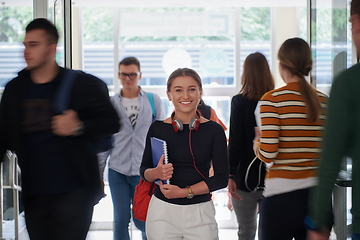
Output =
[
  {"x1": 85, "y1": 185, "x2": 351, "y2": 240},
  {"x1": 86, "y1": 228, "x2": 239, "y2": 240},
  {"x1": 86, "y1": 185, "x2": 240, "y2": 240}
]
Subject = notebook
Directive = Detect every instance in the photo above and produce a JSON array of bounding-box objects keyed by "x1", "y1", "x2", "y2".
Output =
[{"x1": 150, "y1": 137, "x2": 169, "y2": 184}]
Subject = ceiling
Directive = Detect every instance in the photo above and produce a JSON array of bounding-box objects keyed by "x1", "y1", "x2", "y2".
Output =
[{"x1": 3, "y1": 0, "x2": 310, "y2": 8}]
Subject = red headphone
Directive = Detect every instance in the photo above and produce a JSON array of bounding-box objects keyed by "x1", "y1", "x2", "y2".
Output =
[
  {"x1": 171, "y1": 111, "x2": 200, "y2": 132},
  {"x1": 171, "y1": 111, "x2": 206, "y2": 179}
]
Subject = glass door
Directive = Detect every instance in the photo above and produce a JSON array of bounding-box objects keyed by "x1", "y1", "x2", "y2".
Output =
[
  {"x1": 0, "y1": 1, "x2": 32, "y2": 239},
  {"x1": 50, "y1": 0, "x2": 65, "y2": 67},
  {"x1": 310, "y1": 1, "x2": 352, "y2": 239},
  {"x1": 311, "y1": 0, "x2": 352, "y2": 95},
  {"x1": 0, "y1": 1, "x2": 69, "y2": 239},
  {"x1": 0, "y1": 0, "x2": 33, "y2": 89}
]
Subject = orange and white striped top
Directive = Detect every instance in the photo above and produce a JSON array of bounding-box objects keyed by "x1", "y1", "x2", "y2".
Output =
[{"x1": 258, "y1": 82, "x2": 327, "y2": 197}]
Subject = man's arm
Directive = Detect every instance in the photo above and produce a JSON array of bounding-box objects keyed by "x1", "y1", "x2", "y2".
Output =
[
  {"x1": 51, "y1": 73, "x2": 120, "y2": 138},
  {"x1": 68, "y1": 73, "x2": 120, "y2": 139}
]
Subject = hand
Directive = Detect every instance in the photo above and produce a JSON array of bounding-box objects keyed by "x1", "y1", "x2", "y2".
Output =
[
  {"x1": 253, "y1": 140, "x2": 261, "y2": 158},
  {"x1": 227, "y1": 198, "x2": 234, "y2": 211},
  {"x1": 307, "y1": 230, "x2": 330, "y2": 240},
  {"x1": 51, "y1": 110, "x2": 81, "y2": 136},
  {"x1": 100, "y1": 180, "x2": 107, "y2": 198},
  {"x1": 156, "y1": 155, "x2": 173, "y2": 181},
  {"x1": 254, "y1": 126, "x2": 260, "y2": 141},
  {"x1": 228, "y1": 178, "x2": 242, "y2": 200},
  {"x1": 227, "y1": 191, "x2": 234, "y2": 211},
  {"x1": 159, "y1": 181, "x2": 186, "y2": 199}
]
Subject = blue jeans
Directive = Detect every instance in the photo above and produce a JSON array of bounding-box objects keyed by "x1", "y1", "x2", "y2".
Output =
[
  {"x1": 108, "y1": 169, "x2": 146, "y2": 240},
  {"x1": 353, "y1": 233, "x2": 360, "y2": 240}
]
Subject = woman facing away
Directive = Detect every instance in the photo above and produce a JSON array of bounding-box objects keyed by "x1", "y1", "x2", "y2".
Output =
[
  {"x1": 254, "y1": 37, "x2": 328, "y2": 240},
  {"x1": 139, "y1": 68, "x2": 229, "y2": 240},
  {"x1": 228, "y1": 52, "x2": 275, "y2": 240}
]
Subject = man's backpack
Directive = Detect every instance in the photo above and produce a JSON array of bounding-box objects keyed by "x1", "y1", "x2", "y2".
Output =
[
  {"x1": 146, "y1": 92, "x2": 156, "y2": 122},
  {"x1": 53, "y1": 68, "x2": 113, "y2": 153}
]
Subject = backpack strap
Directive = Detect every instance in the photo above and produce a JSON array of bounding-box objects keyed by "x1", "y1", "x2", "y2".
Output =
[
  {"x1": 53, "y1": 69, "x2": 78, "y2": 114},
  {"x1": 146, "y1": 92, "x2": 156, "y2": 122}
]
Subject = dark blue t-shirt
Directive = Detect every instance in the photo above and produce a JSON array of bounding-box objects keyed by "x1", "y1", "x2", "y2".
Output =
[{"x1": 20, "y1": 78, "x2": 79, "y2": 196}]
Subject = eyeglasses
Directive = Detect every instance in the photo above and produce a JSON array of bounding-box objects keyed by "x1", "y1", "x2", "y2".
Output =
[{"x1": 118, "y1": 72, "x2": 140, "y2": 80}]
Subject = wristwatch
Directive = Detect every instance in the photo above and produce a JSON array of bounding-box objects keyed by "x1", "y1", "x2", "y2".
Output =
[
  {"x1": 72, "y1": 121, "x2": 84, "y2": 136},
  {"x1": 186, "y1": 186, "x2": 194, "y2": 199}
]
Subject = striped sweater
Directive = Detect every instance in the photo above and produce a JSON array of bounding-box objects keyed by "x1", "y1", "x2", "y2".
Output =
[{"x1": 258, "y1": 82, "x2": 327, "y2": 197}]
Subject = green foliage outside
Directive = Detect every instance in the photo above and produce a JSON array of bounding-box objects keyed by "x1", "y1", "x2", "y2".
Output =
[
  {"x1": 82, "y1": 7, "x2": 114, "y2": 42},
  {"x1": 82, "y1": 7, "x2": 270, "y2": 42},
  {"x1": 0, "y1": 7, "x2": 32, "y2": 42},
  {"x1": 300, "y1": 6, "x2": 349, "y2": 43},
  {"x1": 332, "y1": 8, "x2": 348, "y2": 42},
  {"x1": 0, "y1": 6, "x2": 348, "y2": 44},
  {"x1": 0, "y1": 6, "x2": 64, "y2": 43},
  {"x1": 240, "y1": 7, "x2": 270, "y2": 40}
]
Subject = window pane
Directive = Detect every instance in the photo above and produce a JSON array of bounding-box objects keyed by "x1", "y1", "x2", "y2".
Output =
[
  {"x1": 203, "y1": 97, "x2": 230, "y2": 132},
  {"x1": 118, "y1": 7, "x2": 235, "y2": 87},
  {"x1": 82, "y1": 7, "x2": 114, "y2": 85},
  {"x1": 0, "y1": 4, "x2": 33, "y2": 87},
  {"x1": 51, "y1": 0, "x2": 65, "y2": 67},
  {"x1": 239, "y1": 7, "x2": 271, "y2": 75},
  {"x1": 312, "y1": 1, "x2": 352, "y2": 95},
  {"x1": 299, "y1": 6, "x2": 308, "y2": 40}
]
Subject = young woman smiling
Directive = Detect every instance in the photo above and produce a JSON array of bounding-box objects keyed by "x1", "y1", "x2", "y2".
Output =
[{"x1": 139, "y1": 68, "x2": 229, "y2": 240}]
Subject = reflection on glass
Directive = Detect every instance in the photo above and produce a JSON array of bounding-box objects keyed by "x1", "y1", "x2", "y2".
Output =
[
  {"x1": 311, "y1": 1, "x2": 352, "y2": 239},
  {"x1": 312, "y1": 0, "x2": 352, "y2": 95}
]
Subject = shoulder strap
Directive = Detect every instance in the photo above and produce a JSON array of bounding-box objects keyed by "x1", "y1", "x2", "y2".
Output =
[
  {"x1": 53, "y1": 69, "x2": 78, "y2": 114},
  {"x1": 146, "y1": 92, "x2": 156, "y2": 121}
]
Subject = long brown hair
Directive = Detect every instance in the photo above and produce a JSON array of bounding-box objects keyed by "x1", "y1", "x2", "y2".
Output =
[
  {"x1": 278, "y1": 38, "x2": 321, "y2": 122},
  {"x1": 240, "y1": 52, "x2": 274, "y2": 101}
]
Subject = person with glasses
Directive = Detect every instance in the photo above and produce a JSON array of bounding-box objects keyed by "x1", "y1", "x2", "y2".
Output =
[{"x1": 98, "y1": 56, "x2": 165, "y2": 240}]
